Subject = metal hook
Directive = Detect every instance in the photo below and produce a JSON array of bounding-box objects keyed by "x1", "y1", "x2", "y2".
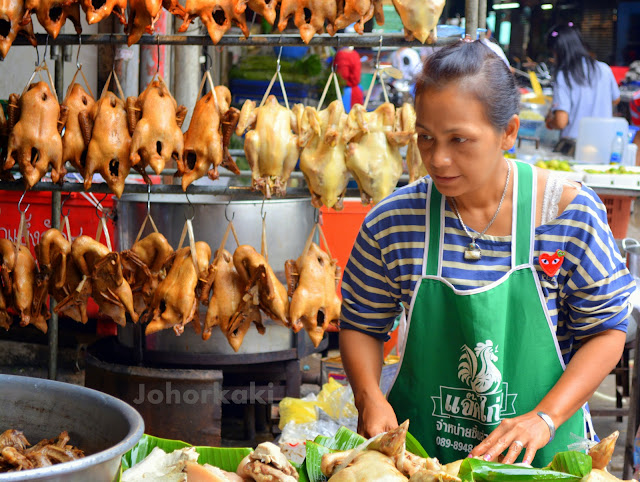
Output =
[
  {"x1": 276, "y1": 43, "x2": 283, "y2": 73},
  {"x1": 95, "y1": 193, "x2": 109, "y2": 219},
  {"x1": 18, "y1": 190, "x2": 30, "y2": 214},
  {"x1": 34, "y1": 44, "x2": 40, "y2": 67},
  {"x1": 375, "y1": 35, "x2": 384, "y2": 70},
  {"x1": 260, "y1": 198, "x2": 266, "y2": 221},
  {"x1": 147, "y1": 182, "x2": 152, "y2": 216},
  {"x1": 225, "y1": 200, "x2": 234, "y2": 223},
  {"x1": 331, "y1": 37, "x2": 339, "y2": 73},
  {"x1": 156, "y1": 36, "x2": 161, "y2": 74},
  {"x1": 184, "y1": 189, "x2": 195, "y2": 221},
  {"x1": 43, "y1": 35, "x2": 50, "y2": 64},
  {"x1": 314, "y1": 208, "x2": 320, "y2": 225},
  {"x1": 61, "y1": 192, "x2": 72, "y2": 217},
  {"x1": 76, "y1": 34, "x2": 82, "y2": 70}
]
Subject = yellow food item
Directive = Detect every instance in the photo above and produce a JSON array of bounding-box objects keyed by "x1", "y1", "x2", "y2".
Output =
[{"x1": 519, "y1": 110, "x2": 545, "y2": 121}]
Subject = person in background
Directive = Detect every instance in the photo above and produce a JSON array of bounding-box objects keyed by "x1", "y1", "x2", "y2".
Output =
[
  {"x1": 334, "y1": 47, "x2": 363, "y2": 112},
  {"x1": 545, "y1": 23, "x2": 621, "y2": 141},
  {"x1": 391, "y1": 46, "x2": 422, "y2": 84}
]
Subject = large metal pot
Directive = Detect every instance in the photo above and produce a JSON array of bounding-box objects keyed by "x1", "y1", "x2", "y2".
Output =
[{"x1": 0, "y1": 374, "x2": 144, "y2": 482}]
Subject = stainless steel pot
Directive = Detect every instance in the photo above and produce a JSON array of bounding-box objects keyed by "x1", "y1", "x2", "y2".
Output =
[
  {"x1": 0, "y1": 374, "x2": 144, "y2": 482},
  {"x1": 622, "y1": 238, "x2": 640, "y2": 280}
]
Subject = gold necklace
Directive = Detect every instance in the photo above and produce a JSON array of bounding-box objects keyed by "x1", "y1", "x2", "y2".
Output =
[{"x1": 449, "y1": 161, "x2": 511, "y2": 261}]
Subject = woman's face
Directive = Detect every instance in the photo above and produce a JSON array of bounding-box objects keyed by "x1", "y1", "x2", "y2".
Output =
[{"x1": 415, "y1": 83, "x2": 518, "y2": 199}]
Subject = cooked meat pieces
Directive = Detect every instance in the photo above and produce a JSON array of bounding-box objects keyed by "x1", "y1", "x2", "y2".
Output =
[{"x1": 0, "y1": 430, "x2": 84, "y2": 472}]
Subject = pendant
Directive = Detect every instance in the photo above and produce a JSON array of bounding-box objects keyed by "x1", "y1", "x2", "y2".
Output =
[{"x1": 464, "y1": 242, "x2": 482, "y2": 261}]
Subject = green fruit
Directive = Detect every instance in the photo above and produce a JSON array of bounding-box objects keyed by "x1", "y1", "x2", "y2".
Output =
[
  {"x1": 535, "y1": 161, "x2": 547, "y2": 169},
  {"x1": 559, "y1": 161, "x2": 571, "y2": 171}
]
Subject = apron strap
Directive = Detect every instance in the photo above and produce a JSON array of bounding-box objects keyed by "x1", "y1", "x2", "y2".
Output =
[
  {"x1": 514, "y1": 161, "x2": 535, "y2": 267},
  {"x1": 424, "y1": 182, "x2": 443, "y2": 277}
]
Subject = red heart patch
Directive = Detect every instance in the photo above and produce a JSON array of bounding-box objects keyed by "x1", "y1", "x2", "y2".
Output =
[{"x1": 539, "y1": 250, "x2": 565, "y2": 277}]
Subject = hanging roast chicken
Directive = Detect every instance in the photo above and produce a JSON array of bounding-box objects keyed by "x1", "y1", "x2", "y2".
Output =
[
  {"x1": 236, "y1": 0, "x2": 278, "y2": 26},
  {"x1": 392, "y1": 0, "x2": 445, "y2": 44},
  {"x1": 331, "y1": 0, "x2": 384, "y2": 34},
  {"x1": 128, "y1": 78, "x2": 187, "y2": 178},
  {"x1": 61, "y1": 83, "x2": 95, "y2": 177},
  {"x1": 81, "y1": 91, "x2": 132, "y2": 198},
  {"x1": 4, "y1": 82, "x2": 68, "y2": 190},
  {"x1": 77, "y1": 0, "x2": 126, "y2": 25},
  {"x1": 277, "y1": 0, "x2": 336, "y2": 44},
  {"x1": 178, "y1": 85, "x2": 240, "y2": 190},
  {"x1": 32, "y1": 228, "x2": 70, "y2": 327},
  {"x1": 235, "y1": 96, "x2": 302, "y2": 198},
  {"x1": 298, "y1": 100, "x2": 350, "y2": 210},
  {"x1": 21, "y1": 0, "x2": 82, "y2": 39},
  {"x1": 145, "y1": 241, "x2": 211, "y2": 336},
  {"x1": 179, "y1": 0, "x2": 249, "y2": 45},
  {"x1": 285, "y1": 242, "x2": 341, "y2": 347},
  {"x1": 127, "y1": 0, "x2": 186, "y2": 46},
  {"x1": 400, "y1": 103, "x2": 426, "y2": 183},
  {"x1": 343, "y1": 102, "x2": 414, "y2": 205},
  {"x1": 0, "y1": 0, "x2": 36, "y2": 59}
]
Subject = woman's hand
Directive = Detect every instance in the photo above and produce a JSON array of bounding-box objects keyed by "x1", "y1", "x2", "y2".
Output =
[
  {"x1": 470, "y1": 411, "x2": 553, "y2": 465},
  {"x1": 356, "y1": 391, "x2": 398, "y2": 438}
]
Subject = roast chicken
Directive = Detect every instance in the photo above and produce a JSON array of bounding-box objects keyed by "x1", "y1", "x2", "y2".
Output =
[
  {"x1": 5, "y1": 82, "x2": 68, "y2": 189},
  {"x1": 76, "y1": 0, "x2": 126, "y2": 25},
  {"x1": 391, "y1": 0, "x2": 445, "y2": 44},
  {"x1": 343, "y1": 102, "x2": 414, "y2": 205},
  {"x1": 277, "y1": 0, "x2": 336, "y2": 44},
  {"x1": 233, "y1": 244, "x2": 289, "y2": 328},
  {"x1": 129, "y1": 78, "x2": 187, "y2": 178},
  {"x1": 127, "y1": 0, "x2": 186, "y2": 46},
  {"x1": 396, "y1": 102, "x2": 426, "y2": 183},
  {"x1": 200, "y1": 248, "x2": 262, "y2": 351},
  {"x1": 32, "y1": 228, "x2": 69, "y2": 327},
  {"x1": 236, "y1": 442, "x2": 299, "y2": 482},
  {"x1": 81, "y1": 91, "x2": 132, "y2": 198},
  {"x1": 145, "y1": 241, "x2": 211, "y2": 336},
  {"x1": 179, "y1": 0, "x2": 249, "y2": 45},
  {"x1": 0, "y1": 0, "x2": 37, "y2": 59},
  {"x1": 0, "y1": 277, "x2": 9, "y2": 331},
  {"x1": 285, "y1": 242, "x2": 340, "y2": 347},
  {"x1": 235, "y1": 96, "x2": 302, "y2": 198},
  {"x1": 22, "y1": 0, "x2": 82, "y2": 38},
  {"x1": 298, "y1": 100, "x2": 350, "y2": 210},
  {"x1": 332, "y1": 0, "x2": 384, "y2": 34},
  {"x1": 236, "y1": 0, "x2": 278, "y2": 25},
  {"x1": 121, "y1": 232, "x2": 174, "y2": 318},
  {"x1": 179, "y1": 85, "x2": 240, "y2": 190},
  {"x1": 61, "y1": 83, "x2": 95, "y2": 177}
]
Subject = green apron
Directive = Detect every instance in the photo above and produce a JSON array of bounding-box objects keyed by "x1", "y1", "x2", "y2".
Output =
[{"x1": 387, "y1": 161, "x2": 590, "y2": 467}]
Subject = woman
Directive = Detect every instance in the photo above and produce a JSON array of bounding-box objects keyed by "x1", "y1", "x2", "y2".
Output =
[
  {"x1": 340, "y1": 39, "x2": 634, "y2": 467},
  {"x1": 545, "y1": 23, "x2": 621, "y2": 140}
]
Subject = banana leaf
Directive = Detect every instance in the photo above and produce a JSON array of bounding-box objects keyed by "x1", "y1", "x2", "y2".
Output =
[
  {"x1": 406, "y1": 432, "x2": 429, "y2": 458},
  {"x1": 458, "y1": 458, "x2": 583, "y2": 481},
  {"x1": 305, "y1": 440, "x2": 336, "y2": 482},
  {"x1": 546, "y1": 451, "x2": 592, "y2": 477},
  {"x1": 120, "y1": 434, "x2": 251, "y2": 474}
]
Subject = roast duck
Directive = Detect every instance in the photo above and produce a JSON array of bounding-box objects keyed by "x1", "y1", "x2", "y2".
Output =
[
  {"x1": 127, "y1": 0, "x2": 186, "y2": 46},
  {"x1": 55, "y1": 235, "x2": 138, "y2": 327},
  {"x1": 332, "y1": 0, "x2": 384, "y2": 34},
  {"x1": 4, "y1": 82, "x2": 68, "y2": 189},
  {"x1": 81, "y1": 90, "x2": 132, "y2": 198},
  {"x1": 61, "y1": 83, "x2": 95, "y2": 177},
  {"x1": 179, "y1": 0, "x2": 250, "y2": 45},
  {"x1": 21, "y1": 0, "x2": 82, "y2": 39},
  {"x1": 237, "y1": 0, "x2": 278, "y2": 25},
  {"x1": 392, "y1": 0, "x2": 446, "y2": 44},
  {"x1": 121, "y1": 232, "x2": 174, "y2": 318},
  {"x1": 128, "y1": 78, "x2": 187, "y2": 179},
  {"x1": 277, "y1": 0, "x2": 336, "y2": 44},
  {"x1": 145, "y1": 241, "x2": 211, "y2": 336},
  {"x1": 297, "y1": 100, "x2": 350, "y2": 210},
  {"x1": 178, "y1": 84, "x2": 240, "y2": 190},
  {"x1": 0, "y1": 0, "x2": 36, "y2": 60},
  {"x1": 76, "y1": 0, "x2": 126, "y2": 25},
  {"x1": 343, "y1": 102, "x2": 415, "y2": 205},
  {"x1": 236, "y1": 96, "x2": 302, "y2": 198},
  {"x1": 285, "y1": 242, "x2": 341, "y2": 347}
]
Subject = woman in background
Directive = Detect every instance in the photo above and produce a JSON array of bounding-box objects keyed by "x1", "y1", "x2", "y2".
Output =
[{"x1": 545, "y1": 23, "x2": 620, "y2": 141}]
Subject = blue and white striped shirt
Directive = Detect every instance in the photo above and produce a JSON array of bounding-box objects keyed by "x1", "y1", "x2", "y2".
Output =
[{"x1": 340, "y1": 177, "x2": 634, "y2": 365}]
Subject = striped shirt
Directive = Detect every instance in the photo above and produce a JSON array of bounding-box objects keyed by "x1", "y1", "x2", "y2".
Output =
[{"x1": 340, "y1": 177, "x2": 634, "y2": 365}]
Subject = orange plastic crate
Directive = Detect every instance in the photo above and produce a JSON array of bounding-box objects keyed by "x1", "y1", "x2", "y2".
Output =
[{"x1": 600, "y1": 194, "x2": 634, "y2": 239}]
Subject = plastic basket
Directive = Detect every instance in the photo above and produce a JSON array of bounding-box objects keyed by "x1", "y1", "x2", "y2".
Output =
[{"x1": 600, "y1": 194, "x2": 634, "y2": 239}]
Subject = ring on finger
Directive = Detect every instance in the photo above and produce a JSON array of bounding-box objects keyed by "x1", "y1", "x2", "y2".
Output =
[{"x1": 512, "y1": 440, "x2": 524, "y2": 450}]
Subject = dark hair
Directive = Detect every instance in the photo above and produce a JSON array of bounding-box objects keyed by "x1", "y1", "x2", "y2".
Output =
[
  {"x1": 414, "y1": 40, "x2": 519, "y2": 131},
  {"x1": 547, "y1": 23, "x2": 596, "y2": 89}
]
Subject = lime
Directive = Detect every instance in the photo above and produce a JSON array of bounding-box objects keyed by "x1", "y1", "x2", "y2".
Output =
[
  {"x1": 547, "y1": 159, "x2": 560, "y2": 170},
  {"x1": 558, "y1": 161, "x2": 571, "y2": 171},
  {"x1": 535, "y1": 161, "x2": 547, "y2": 169}
]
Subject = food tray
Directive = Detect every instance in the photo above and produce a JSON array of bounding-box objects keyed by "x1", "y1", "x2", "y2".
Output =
[{"x1": 572, "y1": 164, "x2": 640, "y2": 189}]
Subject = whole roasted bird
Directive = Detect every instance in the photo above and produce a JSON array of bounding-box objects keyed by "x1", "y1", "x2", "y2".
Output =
[
  {"x1": 400, "y1": 102, "x2": 426, "y2": 183},
  {"x1": 298, "y1": 100, "x2": 350, "y2": 210},
  {"x1": 277, "y1": 0, "x2": 336, "y2": 44},
  {"x1": 61, "y1": 83, "x2": 95, "y2": 177},
  {"x1": 233, "y1": 244, "x2": 289, "y2": 328},
  {"x1": 121, "y1": 232, "x2": 174, "y2": 318},
  {"x1": 0, "y1": 278, "x2": 9, "y2": 331},
  {"x1": 235, "y1": 96, "x2": 302, "y2": 198},
  {"x1": 343, "y1": 102, "x2": 413, "y2": 205},
  {"x1": 145, "y1": 241, "x2": 211, "y2": 336},
  {"x1": 127, "y1": 0, "x2": 186, "y2": 46},
  {"x1": 331, "y1": 0, "x2": 384, "y2": 34},
  {"x1": 236, "y1": 442, "x2": 299, "y2": 481},
  {"x1": 236, "y1": 0, "x2": 278, "y2": 25},
  {"x1": 391, "y1": 0, "x2": 445, "y2": 44},
  {"x1": 179, "y1": 0, "x2": 249, "y2": 45},
  {"x1": 179, "y1": 85, "x2": 240, "y2": 190},
  {"x1": 0, "y1": 0, "x2": 37, "y2": 59},
  {"x1": 32, "y1": 228, "x2": 69, "y2": 325},
  {"x1": 5, "y1": 82, "x2": 68, "y2": 189},
  {"x1": 81, "y1": 91, "x2": 132, "y2": 198},
  {"x1": 200, "y1": 248, "x2": 263, "y2": 351},
  {"x1": 285, "y1": 242, "x2": 340, "y2": 347},
  {"x1": 129, "y1": 78, "x2": 187, "y2": 178},
  {"x1": 75, "y1": 0, "x2": 126, "y2": 25},
  {"x1": 21, "y1": 0, "x2": 82, "y2": 38}
]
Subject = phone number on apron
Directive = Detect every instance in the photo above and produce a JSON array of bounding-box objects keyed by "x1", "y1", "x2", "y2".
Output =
[{"x1": 435, "y1": 436, "x2": 474, "y2": 454}]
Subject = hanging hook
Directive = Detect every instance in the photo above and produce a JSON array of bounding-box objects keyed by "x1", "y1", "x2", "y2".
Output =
[
  {"x1": 225, "y1": 200, "x2": 234, "y2": 222},
  {"x1": 260, "y1": 198, "x2": 266, "y2": 221},
  {"x1": 76, "y1": 34, "x2": 82, "y2": 70},
  {"x1": 18, "y1": 190, "x2": 30, "y2": 214},
  {"x1": 184, "y1": 189, "x2": 195, "y2": 221},
  {"x1": 156, "y1": 36, "x2": 161, "y2": 74},
  {"x1": 276, "y1": 42, "x2": 283, "y2": 73},
  {"x1": 146, "y1": 182, "x2": 152, "y2": 216},
  {"x1": 314, "y1": 208, "x2": 320, "y2": 225},
  {"x1": 34, "y1": 43, "x2": 40, "y2": 67},
  {"x1": 375, "y1": 35, "x2": 383, "y2": 70},
  {"x1": 61, "y1": 192, "x2": 72, "y2": 217},
  {"x1": 331, "y1": 37, "x2": 340, "y2": 73},
  {"x1": 95, "y1": 193, "x2": 109, "y2": 219}
]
